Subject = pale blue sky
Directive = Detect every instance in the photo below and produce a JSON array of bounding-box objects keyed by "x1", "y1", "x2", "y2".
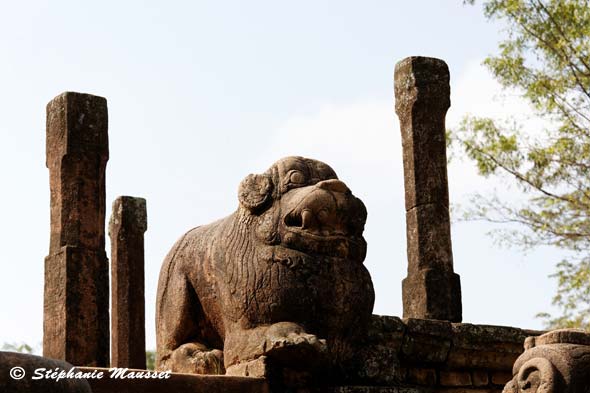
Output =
[{"x1": 0, "y1": 1, "x2": 560, "y2": 351}]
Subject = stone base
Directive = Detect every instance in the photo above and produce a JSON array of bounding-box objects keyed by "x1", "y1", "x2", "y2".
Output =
[
  {"x1": 226, "y1": 357, "x2": 270, "y2": 378},
  {"x1": 402, "y1": 269, "x2": 461, "y2": 322},
  {"x1": 227, "y1": 355, "x2": 316, "y2": 391},
  {"x1": 43, "y1": 246, "x2": 109, "y2": 366}
]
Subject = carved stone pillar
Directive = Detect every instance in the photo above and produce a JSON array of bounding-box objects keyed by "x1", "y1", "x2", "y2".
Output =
[
  {"x1": 43, "y1": 92, "x2": 109, "y2": 366},
  {"x1": 110, "y1": 196, "x2": 147, "y2": 369},
  {"x1": 394, "y1": 57, "x2": 462, "y2": 322}
]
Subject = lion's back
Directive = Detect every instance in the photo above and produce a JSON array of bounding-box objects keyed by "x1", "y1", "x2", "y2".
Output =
[{"x1": 155, "y1": 219, "x2": 228, "y2": 328}]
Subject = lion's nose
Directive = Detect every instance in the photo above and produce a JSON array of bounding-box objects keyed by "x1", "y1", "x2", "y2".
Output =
[{"x1": 315, "y1": 179, "x2": 349, "y2": 194}]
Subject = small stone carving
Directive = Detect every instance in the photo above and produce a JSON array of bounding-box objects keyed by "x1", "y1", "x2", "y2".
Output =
[
  {"x1": 503, "y1": 329, "x2": 590, "y2": 393},
  {"x1": 156, "y1": 156, "x2": 374, "y2": 376}
]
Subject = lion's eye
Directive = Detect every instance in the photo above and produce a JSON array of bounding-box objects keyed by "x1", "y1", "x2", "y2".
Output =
[{"x1": 289, "y1": 170, "x2": 306, "y2": 185}]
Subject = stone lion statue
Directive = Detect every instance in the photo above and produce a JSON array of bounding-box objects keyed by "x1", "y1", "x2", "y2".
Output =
[{"x1": 156, "y1": 156, "x2": 374, "y2": 376}]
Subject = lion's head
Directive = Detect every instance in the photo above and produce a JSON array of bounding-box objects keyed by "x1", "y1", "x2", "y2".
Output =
[{"x1": 237, "y1": 156, "x2": 367, "y2": 263}]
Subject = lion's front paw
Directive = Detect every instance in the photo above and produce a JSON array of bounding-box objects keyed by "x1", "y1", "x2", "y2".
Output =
[
  {"x1": 165, "y1": 343, "x2": 225, "y2": 375},
  {"x1": 263, "y1": 322, "x2": 327, "y2": 362}
]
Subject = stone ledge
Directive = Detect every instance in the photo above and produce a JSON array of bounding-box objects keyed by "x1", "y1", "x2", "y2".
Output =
[
  {"x1": 327, "y1": 387, "x2": 431, "y2": 393},
  {"x1": 435, "y1": 389, "x2": 502, "y2": 393},
  {"x1": 402, "y1": 318, "x2": 453, "y2": 364},
  {"x1": 353, "y1": 315, "x2": 544, "y2": 386},
  {"x1": 446, "y1": 323, "x2": 544, "y2": 370},
  {"x1": 78, "y1": 367, "x2": 268, "y2": 393}
]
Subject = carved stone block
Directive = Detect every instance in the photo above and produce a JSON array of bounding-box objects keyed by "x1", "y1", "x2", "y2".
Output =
[
  {"x1": 504, "y1": 329, "x2": 590, "y2": 393},
  {"x1": 402, "y1": 269, "x2": 461, "y2": 323},
  {"x1": 43, "y1": 246, "x2": 109, "y2": 366}
]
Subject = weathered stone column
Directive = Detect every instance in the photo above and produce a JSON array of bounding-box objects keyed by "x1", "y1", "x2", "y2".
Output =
[
  {"x1": 43, "y1": 92, "x2": 110, "y2": 366},
  {"x1": 109, "y1": 196, "x2": 147, "y2": 369},
  {"x1": 394, "y1": 57, "x2": 462, "y2": 322}
]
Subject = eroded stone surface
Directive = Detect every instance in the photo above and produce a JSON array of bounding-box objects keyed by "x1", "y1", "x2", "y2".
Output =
[
  {"x1": 45, "y1": 92, "x2": 109, "y2": 253},
  {"x1": 350, "y1": 315, "x2": 404, "y2": 385},
  {"x1": 347, "y1": 316, "x2": 541, "y2": 389},
  {"x1": 402, "y1": 270, "x2": 461, "y2": 323},
  {"x1": 447, "y1": 324, "x2": 537, "y2": 370},
  {"x1": 401, "y1": 318, "x2": 452, "y2": 364},
  {"x1": 394, "y1": 56, "x2": 461, "y2": 322},
  {"x1": 504, "y1": 329, "x2": 590, "y2": 393},
  {"x1": 43, "y1": 92, "x2": 109, "y2": 367},
  {"x1": 156, "y1": 156, "x2": 374, "y2": 382}
]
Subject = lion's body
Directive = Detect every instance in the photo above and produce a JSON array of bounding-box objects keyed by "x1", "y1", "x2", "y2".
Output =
[{"x1": 156, "y1": 157, "x2": 374, "y2": 375}]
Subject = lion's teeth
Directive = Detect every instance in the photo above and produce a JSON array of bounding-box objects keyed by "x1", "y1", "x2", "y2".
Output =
[{"x1": 301, "y1": 209, "x2": 313, "y2": 229}]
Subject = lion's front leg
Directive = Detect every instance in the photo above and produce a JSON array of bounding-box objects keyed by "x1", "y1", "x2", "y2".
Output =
[{"x1": 223, "y1": 322, "x2": 327, "y2": 376}]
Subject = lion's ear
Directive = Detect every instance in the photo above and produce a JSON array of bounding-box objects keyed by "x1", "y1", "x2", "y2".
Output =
[{"x1": 238, "y1": 173, "x2": 273, "y2": 212}]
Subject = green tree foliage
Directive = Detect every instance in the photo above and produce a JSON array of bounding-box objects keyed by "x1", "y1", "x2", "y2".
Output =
[
  {"x1": 455, "y1": 0, "x2": 590, "y2": 329},
  {"x1": 2, "y1": 342, "x2": 35, "y2": 354}
]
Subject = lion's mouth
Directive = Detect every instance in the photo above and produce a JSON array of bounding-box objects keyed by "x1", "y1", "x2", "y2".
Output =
[
  {"x1": 283, "y1": 225, "x2": 352, "y2": 242},
  {"x1": 284, "y1": 209, "x2": 352, "y2": 238},
  {"x1": 278, "y1": 182, "x2": 367, "y2": 261},
  {"x1": 283, "y1": 209, "x2": 306, "y2": 229},
  {"x1": 280, "y1": 229, "x2": 366, "y2": 262},
  {"x1": 281, "y1": 211, "x2": 366, "y2": 261}
]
